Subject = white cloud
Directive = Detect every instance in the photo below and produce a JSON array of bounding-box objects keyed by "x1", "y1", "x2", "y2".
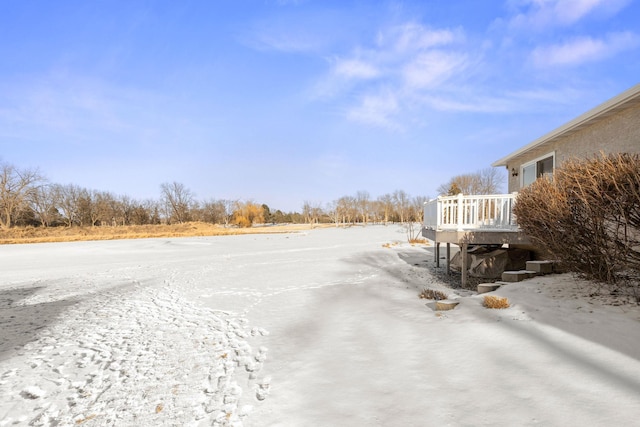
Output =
[
  {"x1": 346, "y1": 91, "x2": 401, "y2": 130},
  {"x1": 531, "y1": 31, "x2": 640, "y2": 67},
  {"x1": 402, "y1": 51, "x2": 468, "y2": 90},
  {"x1": 249, "y1": 31, "x2": 322, "y2": 53},
  {"x1": 333, "y1": 59, "x2": 380, "y2": 79},
  {"x1": 424, "y1": 95, "x2": 511, "y2": 113},
  {"x1": 508, "y1": 0, "x2": 631, "y2": 30},
  {"x1": 377, "y1": 23, "x2": 463, "y2": 53},
  {"x1": 312, "y1": 22, "x2": 471, "y2": 129}
]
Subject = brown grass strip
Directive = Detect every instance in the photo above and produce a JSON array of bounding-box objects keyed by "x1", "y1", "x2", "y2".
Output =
[{"x1": 0, "y1": 222, "x2": 333, "y2": 245}]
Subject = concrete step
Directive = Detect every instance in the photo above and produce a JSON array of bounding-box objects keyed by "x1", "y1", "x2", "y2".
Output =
[
  {"x1": 501, "y1": 270, "x2": 537, "y2": 282},
  {"x1": 477, "y1": 283, "x2": 501, "y2": 294},
  {"x1": 435, "y1": 300, "x2": 460, "y2": 311},
  {"x1": 526, "y1": 260, "x2": 554, "y2": 274}
]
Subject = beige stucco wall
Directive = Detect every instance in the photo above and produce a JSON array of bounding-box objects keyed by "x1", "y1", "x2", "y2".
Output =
[{"x1": 505, "y1": 102, "x2": 640, "y2": 192}]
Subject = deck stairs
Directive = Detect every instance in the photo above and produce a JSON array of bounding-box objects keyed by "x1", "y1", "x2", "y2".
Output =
[{"x1": 477, "y1": 261, "x2": 556, "y2": 294}]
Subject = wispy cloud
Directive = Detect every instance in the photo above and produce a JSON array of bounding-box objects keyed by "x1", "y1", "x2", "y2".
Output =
[
  {"x1": 423, "y1": 94, "x2": 513, "y2": 113},
  {"x1": 0, "y1": 73, "x2": 123, "y2": 138},
  {"x1": 402, "y1": 51, "x2": 468, "y2": 90},
  {"x1": 333, "y1": 58, "x2": 380, "y2": 79},
  {"x1": 346, "y1": 91, "x2": 401, "y2": 130},
  {"x1": 376, "y1": 22, "x2": 464, "y2": 52},
  {"x1": 531, "y1": 31, "x2": 640, "y2": 67},
  {"x1": 314, "y1": 22, "x2": 471, "y2": 128},
  {"x1": 507, "y1": 0, "x2": 631, "y2": 30},
  {"x1": 247, "y1": 30, "x2": 323, "y2": 53},
  {"x1": 273, "y1": 0, "x2": 307, "y2": 5},
  {"x1": 259, "y1": 3, "x2": 636, "y2": 131},
  {"x1": 0, "y1": 70, "x2": 207, "y2": 149}
]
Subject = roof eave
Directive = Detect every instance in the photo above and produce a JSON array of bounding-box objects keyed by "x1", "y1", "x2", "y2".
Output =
[{"x1": 492, "y1": 83, "x2": 640, "y2": 168}]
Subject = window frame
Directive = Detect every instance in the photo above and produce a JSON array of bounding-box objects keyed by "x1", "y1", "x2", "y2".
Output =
[{"x1": 520, "y1": 151, "x2": 556, "y2": 188}]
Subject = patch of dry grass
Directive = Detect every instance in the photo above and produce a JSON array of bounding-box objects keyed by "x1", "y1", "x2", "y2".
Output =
[
  {"x1": 483, "y1": 295, "x2": 510, "y2": 309},
  {"x1": 0, "y1": 222, "x2": 329, "y2": 245},
  {"x1": 419, "y1": 289, "x2": 449, "y2": 300},
  {"x1": 408, "y1": 238, "x2": 428, "y2": 245}
]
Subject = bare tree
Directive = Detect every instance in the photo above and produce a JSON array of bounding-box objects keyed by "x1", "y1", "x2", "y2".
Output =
[
  {"x1": 220, "y1": 199, "x2": 236, "y2": 227},
  {"x1": 199, "y1": 199, "x2": 223, "y2": 224},
  {"x1": 326, "y1": 200, "x2": 341, "y2": 227},
  {"x1": 437, "y1": 168, "x2": 505, "y2": 195},
  {"x1": 392, "y1": 190, "x2": 411, "y2": 223},
  {"x1": 302, "y1": 201, "x2": 312, "y2": 225},
  {"x1": 160, "y1": 182, "x2": 194, "y2": 224},
  {"x1": 76, "y1": 187, "x2": 93, "y2": 226},
  {"x1": 356, "y1": 190, "x2": 370, "y2": 224},
  {"x1": 55, "y1": 183, "x2": 83, "y2": 227},
  {"x1": 119, "y1": 195, "x2": 139, "y2": 226},
  {"x1": 108, "y1": 195, "x2": 124, "y2": 226},
  {"x1": 310, "y1": 203, "x2": 324, "y2": 225},
  {"x1": 376, "y1": 193, "x2": 394, "y2": 224},
  {"x1": 335, "y1": 195, "x2": 357, "y2": 224},
  {"x1": 0, "y1": 161, "x2": 44, "y2": 228},
  {"x1": 410, "y1": 195, "x2": 429, "y2": 223},
  {"x1": 28, "y1": 184, "x2": 59, "y2": 227},
  {"x1": 134, "y1": 199, "x2": 160, "y2": 225},
  {"x1": 402, "y1": 195, "x2": 429, "y2": 242},
  {"x1": 302, "y1": 200, "x2": 323, "y2": 225}
]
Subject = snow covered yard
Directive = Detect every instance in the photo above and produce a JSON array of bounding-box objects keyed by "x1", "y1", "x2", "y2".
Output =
[{"x1": 1, "y1": 225, "x2": 640, "y2": 426}]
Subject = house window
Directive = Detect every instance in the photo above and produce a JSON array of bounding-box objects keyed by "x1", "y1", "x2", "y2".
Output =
[{"x1": 521, "y1": 153, "x2": 555, "y2": 187}]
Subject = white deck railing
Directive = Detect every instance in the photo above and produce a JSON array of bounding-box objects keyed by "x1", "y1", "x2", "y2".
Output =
[{"x1": 423, "y1": 193, "x2": 519, "y2": 231}]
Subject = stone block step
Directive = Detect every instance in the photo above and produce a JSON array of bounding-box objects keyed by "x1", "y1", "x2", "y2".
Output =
[
  {"x1": 526, "y1": 260, "x2": 554, "y2": 274},
  {"x1": 501, "y1": 270, "x2": 537, "y2": 282},
  {"x1": 477, "y1": 283, "x2": 501, "y2": 294},
  {"x1": 435, "y1": 300, "x2": 460, "y2": 311}
]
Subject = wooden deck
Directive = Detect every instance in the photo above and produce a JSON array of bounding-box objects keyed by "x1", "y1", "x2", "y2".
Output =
[{"x1": 422, "y1": 194, "x2": 531, "y2": 286}]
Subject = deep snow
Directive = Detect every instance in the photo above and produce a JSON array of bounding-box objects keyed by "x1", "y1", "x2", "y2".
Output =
[{"x1": 1, "y1": 225, "x2": 640, "y2": 426}]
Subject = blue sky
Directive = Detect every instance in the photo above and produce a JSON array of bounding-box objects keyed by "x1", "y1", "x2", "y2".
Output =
[{"x1": 1, "y1": 0, "x2": 639, "y2": 212}]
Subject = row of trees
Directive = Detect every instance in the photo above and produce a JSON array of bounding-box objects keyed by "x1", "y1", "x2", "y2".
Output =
[
  {"x1": 0, "y1": 161, "x2": 436, "y2": 229},
  {"x1": 1, "y1": 159, "x2": 505, "y2": 229},
  {"x1": 306, "y1": 190, "x2": 428, "y2": 226}
]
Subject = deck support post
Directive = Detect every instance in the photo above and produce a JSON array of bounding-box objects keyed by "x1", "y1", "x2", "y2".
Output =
[
  {"x1": 446, "y1": 243, "x2": 451, "y2": 276},
  {"x1": 461, "y1": 242, "x2": 469, "y2": 287}
]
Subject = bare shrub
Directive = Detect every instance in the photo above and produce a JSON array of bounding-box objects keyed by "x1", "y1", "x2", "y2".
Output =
[
  {"x1": 514, "y1": 153, "x2": 640, "y2": 301},
  {"x1": 483, "y1": 295, "x2": 510, "y2": 309},
  {"x1": 232, "y1": 201, "x2": 265, "y2": 228},
  {"x1": 404, "y1": 222, "x2": 425, "y2": 243},
  {"x1": 419, "y1": 289, "x2": 449, "y2": 300}
]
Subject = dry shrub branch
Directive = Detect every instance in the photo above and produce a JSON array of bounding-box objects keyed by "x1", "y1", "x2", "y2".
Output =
[
  {"x1": 483, "y1": 295, "x2": 510, "y2": 309},
  {"x1": 514, "y1": 153, "x2": 640, "y2": 301},
  {"x1": 419, "y1": 289, "x2": 449, "y2": 300}
]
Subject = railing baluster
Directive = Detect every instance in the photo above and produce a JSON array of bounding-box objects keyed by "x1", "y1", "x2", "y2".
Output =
[{"x1": 423, "y1": 193, "x2": 519, "y2": 232}]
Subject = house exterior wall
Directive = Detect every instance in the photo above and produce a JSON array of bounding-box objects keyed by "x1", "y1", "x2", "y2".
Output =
[{"x1": 506, "y1": 102, "x2": 640, "y2": 192}]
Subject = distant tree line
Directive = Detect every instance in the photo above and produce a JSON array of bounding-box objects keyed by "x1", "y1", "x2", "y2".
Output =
[
  {"x1": 0, "y1": 159, "x2": 506, "y2": 230},
  {"x1": 0, "y1": 160, "x2": 437, "y2": 229}
]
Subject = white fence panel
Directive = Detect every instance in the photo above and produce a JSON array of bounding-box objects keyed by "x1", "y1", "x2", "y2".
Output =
[{"x1": 423, "y1": 193, "x2": 519, "y2": 231}]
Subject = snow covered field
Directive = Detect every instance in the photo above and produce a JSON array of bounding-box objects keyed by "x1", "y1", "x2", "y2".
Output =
[{"x1": 1, "y1": 225, "x2": 640, "y2": 426}]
